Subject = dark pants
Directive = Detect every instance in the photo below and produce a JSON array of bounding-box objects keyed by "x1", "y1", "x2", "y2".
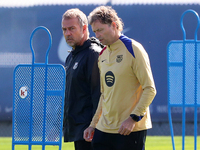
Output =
[
  {"x1": 92, "y1": 129, "x2": 147, "y2": 150},
  {"x1": 74, "y1": 140, "x2": 92, "y2": 150}
]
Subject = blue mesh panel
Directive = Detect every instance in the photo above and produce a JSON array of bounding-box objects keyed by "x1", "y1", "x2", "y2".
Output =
[
  {"x1": 47, "y1": 66, "x2": 65, "y2": 91},
  {"x1": 32, "y1": 66, "x2": 45, "y2": 142},
  {"x1": 168, "y1": 42, "x2": 183, "y2": 105},
  {"x1": 45, "y1": 96, "x2": 62, "y2": 142},
  {"x1": 168, "y1": 42, "x2": 183, "y2": 62},
  {"x1": 168, "y1": 42, "x2": 200, "y2": 105},
  {"x1": 185, "y1": 43, "x2": 195, "y2": 104},
  {"x1": 169, "y1": 66, "x2": 183, "y2": 104},
  {"x1": 13, "y1": 65, "x2": 65, "y2": 148},
  {"x1": 197, "y1": 43, "x2": 200, "y2": 105},
  {"x1": 13, "y1": 66, "x2": 32, "y2": 142}
]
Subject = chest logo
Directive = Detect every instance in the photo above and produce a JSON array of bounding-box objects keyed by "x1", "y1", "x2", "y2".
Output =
[
  {"x1": 73, "y1": 62, "x2": 78, "y2": 70},
  {"x1": 116, "y1": 55, "x2": 123, "y2": 63},
  {"x1": 105, "y1": 71, "x2": 115, "y2": 87},
  {"x1": 19, "y1": 86, "x2": 28, "y2": 99},
  {"x1": 102, "y1": 59, "x2": 106, "y2": 63}
]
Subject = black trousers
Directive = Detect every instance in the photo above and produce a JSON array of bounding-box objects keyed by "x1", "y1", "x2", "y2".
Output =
[
  {"x1": 92, "y1": 129, "x2": 147, "y2": 150},
  {"x1": 74, "y1": 140, "x2": 92, "y2": 150}
]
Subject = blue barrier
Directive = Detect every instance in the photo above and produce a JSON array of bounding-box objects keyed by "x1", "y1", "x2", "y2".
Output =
[
  {"x1": 12, "y1": 26, "x2": 66, "y2": 150},
  {"x1": 167, "y1": 9, "x2": 200, "y2": 150}
]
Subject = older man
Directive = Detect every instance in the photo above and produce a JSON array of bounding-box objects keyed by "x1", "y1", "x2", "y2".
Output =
[{"x1": 62, "y1": 8, "x2": 103, "y2": 150}]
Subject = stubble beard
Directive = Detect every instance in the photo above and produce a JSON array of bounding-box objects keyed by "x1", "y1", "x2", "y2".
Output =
[{"x1": 66, "y1": 37, "x2": 76, "y2": 48}]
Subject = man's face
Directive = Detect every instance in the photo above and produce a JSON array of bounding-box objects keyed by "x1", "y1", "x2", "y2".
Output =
[
  {"x1": 62, "y1": 18, "x2": 84, "y2": 48},
  {"x1": 91, "y1": 20, "x2": 115, "y2": 46}
]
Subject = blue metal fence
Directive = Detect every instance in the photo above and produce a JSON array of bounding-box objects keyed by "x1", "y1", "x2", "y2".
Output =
[{"x1": 168, "y1": 9, "x2": 200, "y2": 150}]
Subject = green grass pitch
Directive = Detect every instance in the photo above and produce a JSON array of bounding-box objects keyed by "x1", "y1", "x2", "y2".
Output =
[{"x1": 1, "y1": 136, "x2": 199, "y2": 150}]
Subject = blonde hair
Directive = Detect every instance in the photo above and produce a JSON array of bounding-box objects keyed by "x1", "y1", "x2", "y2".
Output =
[{"x1": 88, "y1": 6, "x2": 123, "y2": 31}]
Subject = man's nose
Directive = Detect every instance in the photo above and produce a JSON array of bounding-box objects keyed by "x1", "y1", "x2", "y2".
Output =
[
  {"x1": 95, "y1": 33, "x2": 100, "y2": 39},
  {"x1": 64, "y1": 29, "x2": 71, "y2": 36}
]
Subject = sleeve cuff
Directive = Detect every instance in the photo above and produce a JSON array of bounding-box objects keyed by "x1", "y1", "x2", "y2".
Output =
[{"x1": 130, "y1": 114, "x2": 144, "y2": 122}]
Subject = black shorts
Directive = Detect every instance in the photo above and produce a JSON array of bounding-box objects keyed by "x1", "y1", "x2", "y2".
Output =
[
  {"x1": 92, "y1": 129, "x2": 147, "y2": 150},
  {"x1": 74, "y1": 140, "x2": 92, "y2": 150}
]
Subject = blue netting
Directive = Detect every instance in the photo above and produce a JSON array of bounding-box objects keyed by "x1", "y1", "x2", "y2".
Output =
[{"x1": 12, "y1": 26, "x2": 66, "y2": 150}]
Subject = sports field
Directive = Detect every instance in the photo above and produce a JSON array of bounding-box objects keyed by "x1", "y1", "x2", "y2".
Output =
[{"x1": 1, "y1": 136, "x2": 199, "y2": 150}]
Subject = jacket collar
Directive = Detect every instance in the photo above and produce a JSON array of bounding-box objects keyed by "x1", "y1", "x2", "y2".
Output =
[{"x1": 71, "y1": 39, "x2": 90, "y2": 56}]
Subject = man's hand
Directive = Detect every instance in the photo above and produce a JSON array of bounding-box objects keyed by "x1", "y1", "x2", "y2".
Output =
[
  {"x1": 118, "y1": 116, "x2": 136, "y2": 135},
  {"x1": 83, "y1": 127, "x2": 95, "y2": 142}
]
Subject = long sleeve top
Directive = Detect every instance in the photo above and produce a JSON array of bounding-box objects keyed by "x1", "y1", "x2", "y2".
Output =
[{"x1": 90, "y1": 35, "x2": 156, "y2": 133}]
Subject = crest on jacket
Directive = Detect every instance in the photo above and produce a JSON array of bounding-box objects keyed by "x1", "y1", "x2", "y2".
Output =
[
  {"x1": 73, "y1": 62, "x2": 79, "y2": 70},
  {"x1": 116, "y1": 55, "x2": 123, "y2": 63}
]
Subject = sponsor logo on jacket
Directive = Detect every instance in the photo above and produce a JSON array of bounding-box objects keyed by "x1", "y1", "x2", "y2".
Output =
[
  {"x1": 105, "y1": 71, "x2": 115, "y2": 87},
  {"x1": 73, "y1": 62, "x2": 78, "y2": 70}
]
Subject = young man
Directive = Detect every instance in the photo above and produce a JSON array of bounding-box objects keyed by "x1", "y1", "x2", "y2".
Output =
[
  {"x1": 62, "y1": 8, "x2": 103, "y2": 150},
  {"x1": 84, "y1": 6, "x2": 156, "y2": 150}
]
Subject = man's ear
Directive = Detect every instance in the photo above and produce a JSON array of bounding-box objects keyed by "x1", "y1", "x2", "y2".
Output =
[
  {"x1": 83, "y1": 25, "x2": 87, "y2": 32},
  {"x1": 111, "y1": 22, "x2": 117, "y2": 29}
]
